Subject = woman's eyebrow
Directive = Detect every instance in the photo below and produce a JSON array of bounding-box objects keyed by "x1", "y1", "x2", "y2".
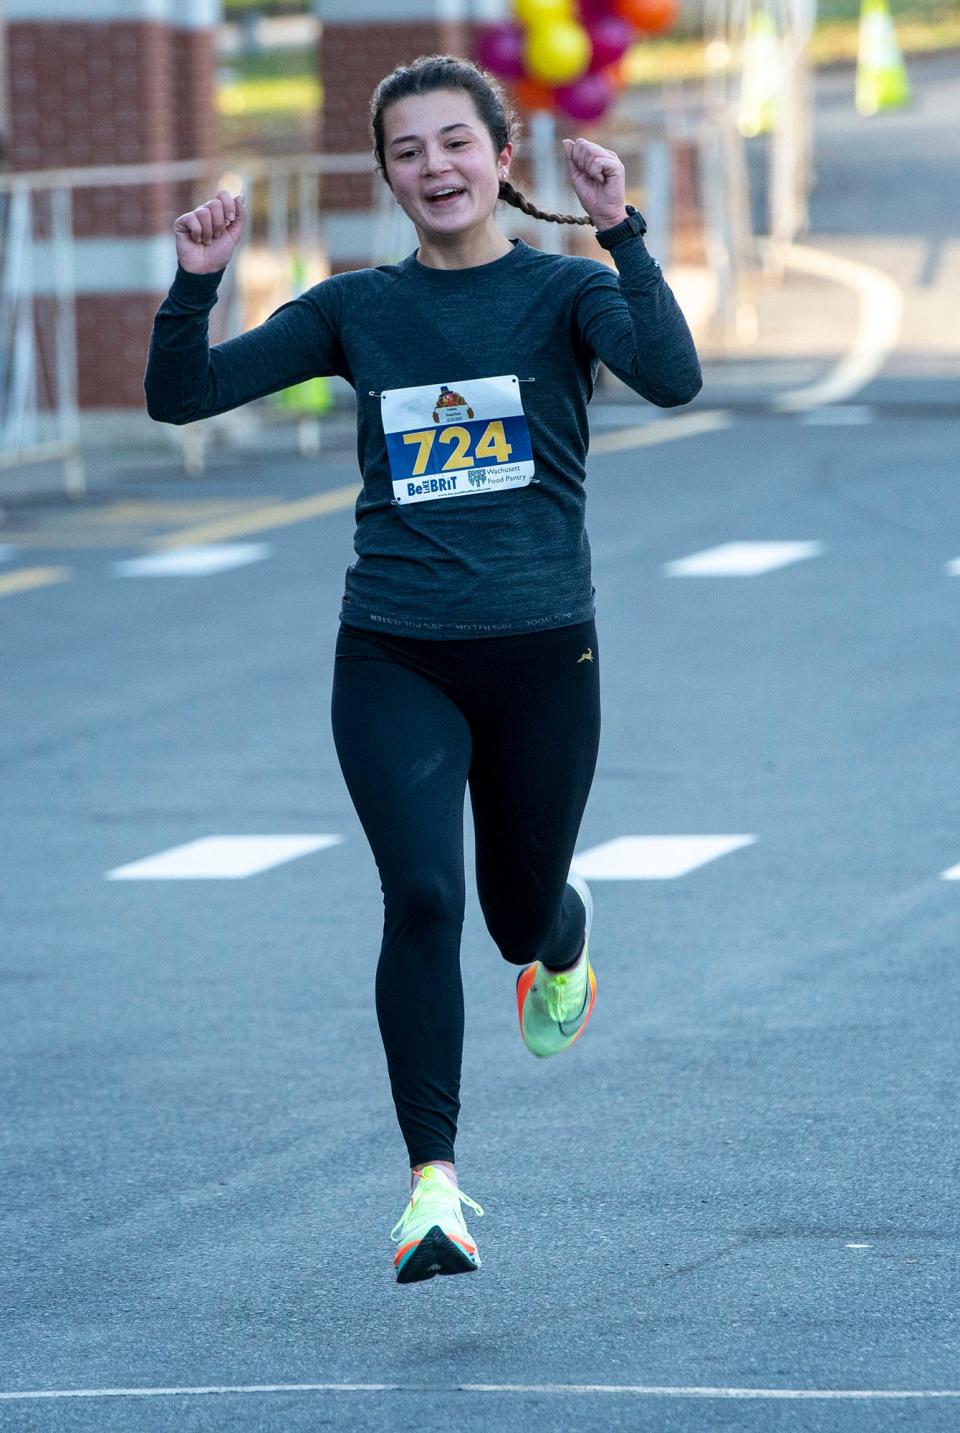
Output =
[{"x1": 389, "y1": 123, "x2": 474, "y2": 147}]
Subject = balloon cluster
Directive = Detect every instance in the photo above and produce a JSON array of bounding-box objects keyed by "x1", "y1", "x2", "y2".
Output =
[{"x1": 476, "y1": 0, "x2": 677, "y2": 122}]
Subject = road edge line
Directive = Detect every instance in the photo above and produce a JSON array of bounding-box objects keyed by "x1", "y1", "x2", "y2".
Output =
[{"x1": 768, "y1": 242, "x2": 903, "y2": 412}]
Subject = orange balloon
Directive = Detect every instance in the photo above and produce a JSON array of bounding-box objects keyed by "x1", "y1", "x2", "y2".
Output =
[
  {"x1": 513, "y1": 75, "x2": 555, "y2": 108},
  {"x1": 613, "y1": 0, "x2": 677, "y2": 33},
  {"x1": 603, "y1": 57, "x2": 629, "y2": 90}
]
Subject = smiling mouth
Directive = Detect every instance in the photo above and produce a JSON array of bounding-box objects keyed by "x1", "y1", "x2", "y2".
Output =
[{"x1": 426, "y1": 188, "x2": 465, "y2": 204}]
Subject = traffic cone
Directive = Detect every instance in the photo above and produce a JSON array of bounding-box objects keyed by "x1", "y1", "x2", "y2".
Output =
[
  {"x1": 274, "y1": 253, "x2": 333, "y2": 416},
  {"x1": 737, "y1": 10, "x2": 782, "y2": 138},
  {"x1": 856, "y1": 0, "x2": 910, "y2": 116}
]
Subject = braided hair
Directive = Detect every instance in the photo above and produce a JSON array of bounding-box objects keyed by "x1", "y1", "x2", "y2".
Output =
[{"x1": 370, "y1": 54, "x2": 592, "y2": 228}]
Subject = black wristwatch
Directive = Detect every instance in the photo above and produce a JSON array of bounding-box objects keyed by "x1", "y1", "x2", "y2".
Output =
[{"x1": 595, "y1": 204, "x2": 648, "y2": 249}]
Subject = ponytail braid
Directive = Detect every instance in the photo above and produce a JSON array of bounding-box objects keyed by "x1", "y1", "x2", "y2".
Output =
[{"x1": 498, "y1": 178, "x2": 592, "y2": 227}]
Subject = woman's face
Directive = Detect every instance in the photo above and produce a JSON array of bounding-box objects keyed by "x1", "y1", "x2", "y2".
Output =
[{"x1": 382, "y1": 89, "x2": 512, "y2": 240}]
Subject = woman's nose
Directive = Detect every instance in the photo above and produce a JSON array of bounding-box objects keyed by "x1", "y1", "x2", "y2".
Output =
[{"x1": 421, "y1": 147, "x2": 452, "y2": 174}]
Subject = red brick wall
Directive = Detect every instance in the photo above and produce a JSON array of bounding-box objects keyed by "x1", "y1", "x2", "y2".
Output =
[
  {"x1": 30, "y1": 292, "x2": 156, "y2": 411},
  {"x1": 8, "y1": 19, "x2": 216, "y2": 168},
  {"x1": 171, "y1": 27, "x2": 218, "y2": 163},
  {"x1": 6, "y1": 19, "x2": 217, "y2": 410},
  {"x1": 318, "y1": 22, "x2": 473, "y2": 215},
  {"x1": 77, "y1": 293, "x2": 162, "y2": 410}
]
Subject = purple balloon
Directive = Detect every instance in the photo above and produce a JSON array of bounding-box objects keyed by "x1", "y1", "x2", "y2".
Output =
[
  {"x1": 555, "y1": 70, "x2": 614, "y2": 121},
  {"x1": 475, "y1": 23, "x2": 526, "y2": 81},
  {"x1": 585, "y1": 14, "x2": 632, "y2": 71}
]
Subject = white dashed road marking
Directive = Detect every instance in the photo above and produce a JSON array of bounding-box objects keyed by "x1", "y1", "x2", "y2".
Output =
[
  {"x1": 113, "y1": 543, "x2": 271, "y2": 576},
  {"x1": 769, "y1": 243, "x2": 903, "y2": 412},
  {"x1": 664, "y1": 541, "x2": 823, "y2": 576},
  {"x1": 106, "y1": 835, "x2": 343, "y2": 880},
  {"x1": 572, "y1": 835, "x2": 756, "y2": 880},
  {"x1": 0, "y1": 565, "x2": 71, "y2": 597},
  {"x1": 2, "y1": 1381, "x2": 959, "y2": 1403}
]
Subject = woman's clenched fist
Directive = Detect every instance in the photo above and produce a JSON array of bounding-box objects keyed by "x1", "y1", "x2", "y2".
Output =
[
  {"x1": 173, "y1": 189, "x2": 246, "y2": 275},
  {"x1": 561, "y1": 137, "x2": 627, "y2": 232}
]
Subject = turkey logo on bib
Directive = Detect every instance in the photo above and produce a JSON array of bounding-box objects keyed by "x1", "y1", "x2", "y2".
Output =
[{"x1": 432, "y1": 386, "x2": 475, "y2": 424}]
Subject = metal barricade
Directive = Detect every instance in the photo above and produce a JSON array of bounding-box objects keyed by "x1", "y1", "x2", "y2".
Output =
[
  {"x1": 0, "y1": 182, "x2": 83, "y2": 495},
  {"x1": 0, "y1": 77, "x2": 801, "y2": 490},
  {"x1": 0, "y1": 153, "x2": 377, "y2": 490}
]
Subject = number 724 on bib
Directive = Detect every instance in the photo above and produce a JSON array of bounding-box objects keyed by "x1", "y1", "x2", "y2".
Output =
[{"x1": 381, "y1": 374, "x2": 535, "y2": 504}]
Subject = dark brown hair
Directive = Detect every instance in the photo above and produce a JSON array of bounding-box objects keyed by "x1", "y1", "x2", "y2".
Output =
[{"x1": 370, "y1": 54, "x2": 591, "y2": 227}]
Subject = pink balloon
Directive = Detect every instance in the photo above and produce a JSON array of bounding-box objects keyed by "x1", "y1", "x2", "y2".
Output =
[
  {"x1": 475, "y1": 23, "x2": 526, "y2": 81},
  {"x1": 576, "y1": 0, "x2": 618, "y2": 22},
  {"x1": 585, "y1": 14, "x2": 632, "y2": 70},
  {"x1": 555, "y1": 70, "x2": 614, "y2": 120}
]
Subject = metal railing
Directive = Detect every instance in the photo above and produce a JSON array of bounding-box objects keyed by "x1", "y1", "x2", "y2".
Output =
[
  {"x1": 0, "y1": 183, "x2": 83, "y2": 494},
  {"x1": 0, "y1": 106, "x2": 773, "y2": 489},
  {"x1": 0, "y1": 152, "x2": 379, "y2": 491}
]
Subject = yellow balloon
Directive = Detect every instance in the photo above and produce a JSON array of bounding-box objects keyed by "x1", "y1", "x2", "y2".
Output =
[
  {"x1": 524, "y1": 19, "x2": 591, "y2": 84},
  {"x1": 513, "y1": 0, "x2": 573, "y2": 25}
]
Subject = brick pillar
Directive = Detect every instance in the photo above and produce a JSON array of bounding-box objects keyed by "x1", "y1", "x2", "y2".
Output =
[
  {"x1": 4, "y1": 0, "x2": 220, "y2": 414},
  {"x1": 315, "y1": 0, "x2": 473, "y2": 272}
]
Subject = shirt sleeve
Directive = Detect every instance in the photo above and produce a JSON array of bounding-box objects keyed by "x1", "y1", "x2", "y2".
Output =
[
  {"x1": 143, "y1": 262, "x2": 351, "y2": 425},
  {"x1": 572, "y1": 235, "x2": 703, "y2": 407}
]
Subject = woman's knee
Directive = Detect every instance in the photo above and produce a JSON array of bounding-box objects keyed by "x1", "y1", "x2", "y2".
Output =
[
  {"x1": 496, "y1": 942, "x2": 538, "y2": 968},
  {"x1": 488, "y1": 918, "x2": 547, "y2": 968},
  {"x1": 485, "y1": 888, "x2": 578, "y2": 968},
  {"x1": 384, "y1": 871, "x2": 465, "y2": 940}
]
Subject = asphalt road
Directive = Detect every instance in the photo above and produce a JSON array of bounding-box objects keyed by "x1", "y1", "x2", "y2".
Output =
[{"x1": 2, "y1": 51, "x2": 959, "y2": 1433}]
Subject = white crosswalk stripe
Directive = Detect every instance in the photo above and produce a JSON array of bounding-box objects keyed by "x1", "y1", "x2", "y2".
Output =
[
  {"x1": 113, "y1": 543, "x2": 271, "y2": 576},
  {"x1": 664, "y1": 541, "x2": 823, "y2": 576},
  {"x1": 572, "y1": 835, "x2": 756, "y2": 880},
  {"x1": 105, "y1": 834, "x2": 343, "y2": 880}
]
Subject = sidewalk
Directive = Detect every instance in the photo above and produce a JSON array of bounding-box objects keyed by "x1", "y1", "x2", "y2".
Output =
[{"x1": 590, "y1": 243, "x2": 862, "y2": 414}]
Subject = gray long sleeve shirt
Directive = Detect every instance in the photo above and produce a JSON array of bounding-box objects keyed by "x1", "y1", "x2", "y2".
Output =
[{"x1": 144, "y1": 232, "x2": 702, "y2": 639}]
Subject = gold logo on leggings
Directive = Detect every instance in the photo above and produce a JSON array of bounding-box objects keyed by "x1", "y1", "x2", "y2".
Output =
[{"x1": 577, "y1": 648, "x2": 593, "y2": 664}]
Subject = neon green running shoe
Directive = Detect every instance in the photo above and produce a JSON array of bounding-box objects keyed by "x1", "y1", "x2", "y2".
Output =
[
  {"x1": 516, "y1": 872, "x2": 596, "y2": 1059},
  {"x1": 390, "y1": 1165, "x2": 484, "y2": 1284}
]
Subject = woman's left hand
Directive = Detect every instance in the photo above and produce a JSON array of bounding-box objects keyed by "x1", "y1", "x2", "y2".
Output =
[{"x1": 562, "y1": 137, "x2": 627, "y2": 230}]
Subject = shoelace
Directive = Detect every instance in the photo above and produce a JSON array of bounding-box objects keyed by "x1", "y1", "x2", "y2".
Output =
[
  {"x1": 543, "y1": 974, "x2": 569, "y2": 1022},
  {"x1": 541, "y1": 957, "x2": 587, "y2": 1023},
  {"x1": 390, "y1": 1174, "x2": 484, "y2": 1244}
]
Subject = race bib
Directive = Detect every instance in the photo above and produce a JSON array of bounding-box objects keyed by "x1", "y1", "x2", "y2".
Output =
[{"x1": 381, "y1": 374, "x2": 534, "y2": 505}]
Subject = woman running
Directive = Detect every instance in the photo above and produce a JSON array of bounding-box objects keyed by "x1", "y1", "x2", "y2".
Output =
[{"x1": 144, "y1": 53, "x2": 702, "y2": 1286}]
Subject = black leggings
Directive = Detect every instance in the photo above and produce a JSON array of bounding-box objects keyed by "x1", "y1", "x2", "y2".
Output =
[{"x1": 330, "y1": 618, "x2": 601, "y2": 1167}]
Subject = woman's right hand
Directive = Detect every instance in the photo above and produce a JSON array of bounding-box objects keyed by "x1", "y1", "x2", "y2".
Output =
[{"x1": 173, "y1": 189, "x2": 246, "y2": 275}]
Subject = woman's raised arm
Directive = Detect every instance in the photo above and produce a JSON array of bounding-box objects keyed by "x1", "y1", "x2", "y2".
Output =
[{"x1": 145, "y1": 189, "x2": 349, "y2": 425}]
